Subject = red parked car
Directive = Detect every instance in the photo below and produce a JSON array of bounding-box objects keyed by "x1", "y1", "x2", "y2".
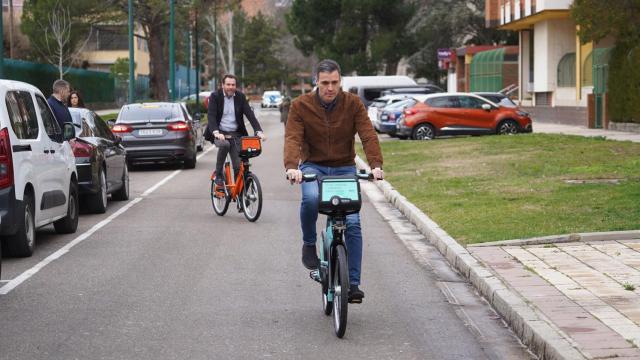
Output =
[{"x1": 396, "y1": 93, "x2": 532, "y2": 140}]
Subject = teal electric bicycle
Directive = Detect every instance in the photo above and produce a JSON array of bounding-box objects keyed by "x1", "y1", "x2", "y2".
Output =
[{"x1": 301, "y1": 171, "x2": 372, "y2": 338}]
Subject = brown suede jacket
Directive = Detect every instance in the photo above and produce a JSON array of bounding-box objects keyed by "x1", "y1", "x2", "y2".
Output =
[{"x1": 283, "y1": 90, "x2": 383, "y2": 170}]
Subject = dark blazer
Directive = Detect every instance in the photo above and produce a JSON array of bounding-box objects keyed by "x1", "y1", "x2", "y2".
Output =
[
  {"x1": 206, "y1": 89, "x2": 262, "y2": 140},
  {"x1": 47, "y1": 95, "x2": 72, "y2": 129}
]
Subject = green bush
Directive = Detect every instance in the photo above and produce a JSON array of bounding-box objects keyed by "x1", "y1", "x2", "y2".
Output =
[
  {"x1": 608, "y1": 43, "x2": 640, "y2": 123},
  {"x1": 185, "y1": 100, "x2": 207, "y2": 115}
]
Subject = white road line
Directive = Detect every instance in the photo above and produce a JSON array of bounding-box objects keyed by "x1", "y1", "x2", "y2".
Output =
[{"x1": 0, "y1": 145, "x2": 216, "y2": 295}]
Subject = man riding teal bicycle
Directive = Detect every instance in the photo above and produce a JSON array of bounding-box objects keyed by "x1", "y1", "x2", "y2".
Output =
[{"x1": 284, "y1": 59, "x2": 384, "y2": 303}]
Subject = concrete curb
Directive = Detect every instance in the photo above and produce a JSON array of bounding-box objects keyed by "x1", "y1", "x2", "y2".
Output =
[
  {"x1": 355, "y1": 156, "x2": 586, "y2": 360},
  {"x1": 468, "y1": 230, "x2": 640, "y2": 248}
]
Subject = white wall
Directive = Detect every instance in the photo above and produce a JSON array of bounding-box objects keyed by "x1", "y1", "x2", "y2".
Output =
[
  {"x1": 533, "y1": 19, "x2": 576, "y2": 93},
  {"x1": 447, "y1": 72, "x2": 457, "y2": 93},
  {"x1": 536, "y1": 0, "x2": 572, "y2": 11}
]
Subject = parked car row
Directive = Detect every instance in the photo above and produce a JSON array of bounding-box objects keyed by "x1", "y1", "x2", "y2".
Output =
[
  {"x1": 368, "y1": 91, "x2": 532, "y2": 140},
  {"x1": 1, "y1": 81, "x2": 206, "y2": 276},
  {"x1": 0, "y1": 80, "x2": 81, "y2": 265}
]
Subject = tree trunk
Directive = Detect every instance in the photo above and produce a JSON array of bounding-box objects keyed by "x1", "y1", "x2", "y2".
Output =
[
  {"x1": 147, "y1": 24, "x2": 169, "y2": 100},
  {"x1": 385, "y1": 60, "x2": 399, "y2": 75}
]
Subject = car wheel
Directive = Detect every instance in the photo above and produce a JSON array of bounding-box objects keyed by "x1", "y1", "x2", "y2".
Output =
[
  {"x1": 6, "y1": 191, "x2": 36, "y2": 257},
  {"x1": 184, "y1": 150, "x2": 197, "y2": 169},
  {"x1": 87, "y1": 168, "x2": 107, "y2": 214},
  {"x1": 112, "y1": 164, "x2": 130, "y2": 201},
  {"x1": 54, "y1": 181, "x2": 79, "y2": 234},
  {"x1": 412, "y1": 123, "x2": 435, "y2": 140},
  {"x1": 497, "y1": 120, "x2": 519, "y2": 135}
]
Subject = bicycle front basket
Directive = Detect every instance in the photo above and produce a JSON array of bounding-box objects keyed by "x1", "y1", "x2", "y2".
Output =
[
  {"x1": 240, "y1": 136, "x2": 261, "y2": 158},
  {"x1": 318, "y1": 176, "x2": 362, "y2": 216}
]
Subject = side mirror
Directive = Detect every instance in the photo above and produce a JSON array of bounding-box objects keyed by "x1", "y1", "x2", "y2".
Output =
[
  {"x1": 63, "y1": 122, "x2": 76, "y2": 141},
  {"x1": 107, "y1": 119, "x2": 116, "y2": 128},
  {"x1": 481, "y1": 104, "x2": 492, "y2": 111}
]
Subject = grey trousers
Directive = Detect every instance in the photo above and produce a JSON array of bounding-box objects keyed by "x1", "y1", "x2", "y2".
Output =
[{"x1": 214, "y1": 134, "x2": 241, "y2": 180}]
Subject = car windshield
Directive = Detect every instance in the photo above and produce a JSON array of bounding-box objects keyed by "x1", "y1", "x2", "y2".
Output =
[
  {"x1": 385, "y1": 98, "x2": 416, "y2": 110},
  {"x1": 69, "y1": 111, "x2": 94, "y2": 137},
  {"x1": 118, "y1": 106, "x2": 182, "y2": 123},
  {"x1": 477, "y1": 94, "x2": 517, "y2": 108},
  {"x1": 263, "y1": 91, "x2": 281, "y2": 98}
]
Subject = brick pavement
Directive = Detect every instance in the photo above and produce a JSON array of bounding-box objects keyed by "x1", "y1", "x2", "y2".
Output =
[{"x1": 470, "y1": 239, "x2": 640, "y2": 359}]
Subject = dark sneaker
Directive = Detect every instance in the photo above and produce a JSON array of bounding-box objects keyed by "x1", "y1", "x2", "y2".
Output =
[
  {"x1": 348, "y1": 285, "x2": 364, "y2": 303},
  {"x1": 214, "y1": 177, "x2": 225, "y2": 194},
  {"x1": 301, "y1": 244, "x2": 319, "y2": 270}
]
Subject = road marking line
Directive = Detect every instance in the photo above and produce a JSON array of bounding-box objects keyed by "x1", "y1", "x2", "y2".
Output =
[{"x1": 0, "y1": 145, "x2": 216, "y2": 295}]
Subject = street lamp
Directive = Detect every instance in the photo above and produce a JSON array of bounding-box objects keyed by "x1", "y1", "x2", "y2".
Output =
[
  {"x1": 128, "y1": 0, "x2": 135, "y2": 103},
  {"x1": 169, "y1": 0, "x2": 175, "y2": 101}
]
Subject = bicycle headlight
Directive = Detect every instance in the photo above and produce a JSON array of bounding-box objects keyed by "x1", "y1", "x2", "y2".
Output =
[{"x1": 331, "y1": 196, "x2": 340, "y2": 206}]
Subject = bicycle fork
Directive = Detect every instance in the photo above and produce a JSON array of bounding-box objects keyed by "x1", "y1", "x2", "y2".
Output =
[{"x1": 310, "y1": 220, "x2": 346, "y2": 302}]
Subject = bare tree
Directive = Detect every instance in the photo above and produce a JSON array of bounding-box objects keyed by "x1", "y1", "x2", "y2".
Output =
[{"x1": 34, "y1": 3, "x2": 92, "y2": 79}]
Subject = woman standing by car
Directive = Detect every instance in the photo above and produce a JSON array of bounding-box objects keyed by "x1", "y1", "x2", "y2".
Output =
[{"x1": 68, "y1": 90, "x2": 86, "y2": 108}]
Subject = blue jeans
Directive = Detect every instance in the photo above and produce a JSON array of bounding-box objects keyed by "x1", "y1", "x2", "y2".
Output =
[{"x1": 299, "y1": 162, "x2": 363, "y2": 286}]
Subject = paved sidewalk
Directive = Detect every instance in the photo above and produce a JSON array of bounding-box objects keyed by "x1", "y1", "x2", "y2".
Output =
[
  {"x1": 534, "y1": 122, "x2": 640, "y2": 143},
  {"x1": 470, "y1": 235, "x2": 640, "y2": 359}
]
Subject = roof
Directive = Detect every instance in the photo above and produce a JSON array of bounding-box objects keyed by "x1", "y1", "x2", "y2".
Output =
[
  {"x1": 0, "y1": 79, "x2": 43, "y2": 94},
  {"x1": 341, "y1": 76, "x2": 417, "y2": 89}
]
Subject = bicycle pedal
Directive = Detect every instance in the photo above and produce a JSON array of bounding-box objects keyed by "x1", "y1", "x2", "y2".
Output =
[{"x1": 309, "y1": 269, "x2": 321, "y2": 283}]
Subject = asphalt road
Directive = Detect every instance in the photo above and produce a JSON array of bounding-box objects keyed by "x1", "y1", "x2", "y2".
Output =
[{"x1": 0, "y1": 105, "x2": 534, "y2": 359}]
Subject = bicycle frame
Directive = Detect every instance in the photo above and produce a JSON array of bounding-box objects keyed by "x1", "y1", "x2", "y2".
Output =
[{"x1": 211, "y1": 155, "x2": 252, "y2": 201}]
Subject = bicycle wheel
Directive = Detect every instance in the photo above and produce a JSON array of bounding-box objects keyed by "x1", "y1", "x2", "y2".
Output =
[
  {"x1": 321, "y1": 231, "x2": 333, "y2": 316},
  {"x1": 332, "y1": 244, "x2": 349, "y2": 338},
  {"x1": 241, "y1": 173, "x2": 262, "y2": 222},
  {"x1": 211, "y1": 179, "x2": 230, "y2": 216}
]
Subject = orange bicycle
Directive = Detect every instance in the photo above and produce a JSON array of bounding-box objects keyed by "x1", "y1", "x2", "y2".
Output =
[{"x1": 210, "y1": 136, "x2": 263, "y2": 222}]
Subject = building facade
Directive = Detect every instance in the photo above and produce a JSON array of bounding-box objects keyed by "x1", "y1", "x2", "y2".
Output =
[{"x1": 485, "y1": 0, "x2": 614, "y2": 127}]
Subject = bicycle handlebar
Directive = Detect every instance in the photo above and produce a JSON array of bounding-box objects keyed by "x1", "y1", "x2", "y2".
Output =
[{"x1": 287, "y1": 172, "x2": 374, "y2": 183}]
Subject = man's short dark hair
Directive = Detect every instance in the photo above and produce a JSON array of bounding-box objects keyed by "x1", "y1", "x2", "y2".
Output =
[
  {"x1": 222, "y1": 74, "x2": 237, "y2": 84},
  {"x1": 314, "y1": 59, "x2": 341, "y2": 81},
  {"x1": 52, "y1": 79, "x2": 70, "y2": 94}
]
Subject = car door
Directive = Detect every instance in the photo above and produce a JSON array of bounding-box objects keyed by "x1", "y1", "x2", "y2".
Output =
[
  {"x1": 425, "y1": 96, "x2": 463, "y2": 132},
  {"x1": 4, "y1": 90, "x2": 46, "y2": 220},
  {"x1": 93, "y1": 113, "x2": 125, "y2": 190},
  {"x1": 34, "y1": 94, "x2": 69, "y2": 220},
  {"x1": 458, "y1": 95, "x2": 495, "y2": 132}
]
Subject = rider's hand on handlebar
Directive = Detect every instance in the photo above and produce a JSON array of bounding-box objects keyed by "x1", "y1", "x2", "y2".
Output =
[
  {"x1": 256, "y1": 131, "x2": 267, "y2": 142},
  {"x1": 286, "y1": 169, "x2": 302, "y2": 184},
  {"x1": 372, "y1": 167, "x2": 384, "y2": 180}
]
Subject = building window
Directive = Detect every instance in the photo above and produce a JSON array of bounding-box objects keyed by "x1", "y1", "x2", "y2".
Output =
[
  {"x1": 535, "y1": 92, "x2": 552, "y2": 106},
  {"x1": 557, "y1": 52, "x2": 576, "y2": 87}
]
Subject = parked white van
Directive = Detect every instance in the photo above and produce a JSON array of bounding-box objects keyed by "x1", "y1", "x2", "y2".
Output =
[
  {"x1": 341, "y1": 76, "x2": 418, "y2": 107},
  {"x1": 0, "y1": 80, "x2": 79, "y2": 257}
]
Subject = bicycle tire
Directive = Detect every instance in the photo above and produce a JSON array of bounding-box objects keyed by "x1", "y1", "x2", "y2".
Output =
[
  {"x1": 321, "y1": 231, "x2": 333, "y2": 316},
  {"x1": 241, "y1": 173, "x2": 262, "y2": 222},
  {"x1": 333, "y1": 244, "x2": 349, "y2": 338},
  {"x1": 211, "y1": 179, "x2": 230, "y2": 216}
]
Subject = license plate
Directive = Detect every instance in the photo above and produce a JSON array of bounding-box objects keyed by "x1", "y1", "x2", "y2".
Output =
[{"x1": 138, "y1": 129, "x2": 163, "y2": 136}]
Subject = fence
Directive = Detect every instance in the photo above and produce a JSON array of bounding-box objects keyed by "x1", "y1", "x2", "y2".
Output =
[{"x1": 3, "y1": 59, "x2": 115, "y2": 103}]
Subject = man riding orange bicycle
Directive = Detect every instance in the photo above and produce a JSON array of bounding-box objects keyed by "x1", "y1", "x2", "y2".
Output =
[{"x1": 206, "y1": 74, "x2": 266, "y2": 191}]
